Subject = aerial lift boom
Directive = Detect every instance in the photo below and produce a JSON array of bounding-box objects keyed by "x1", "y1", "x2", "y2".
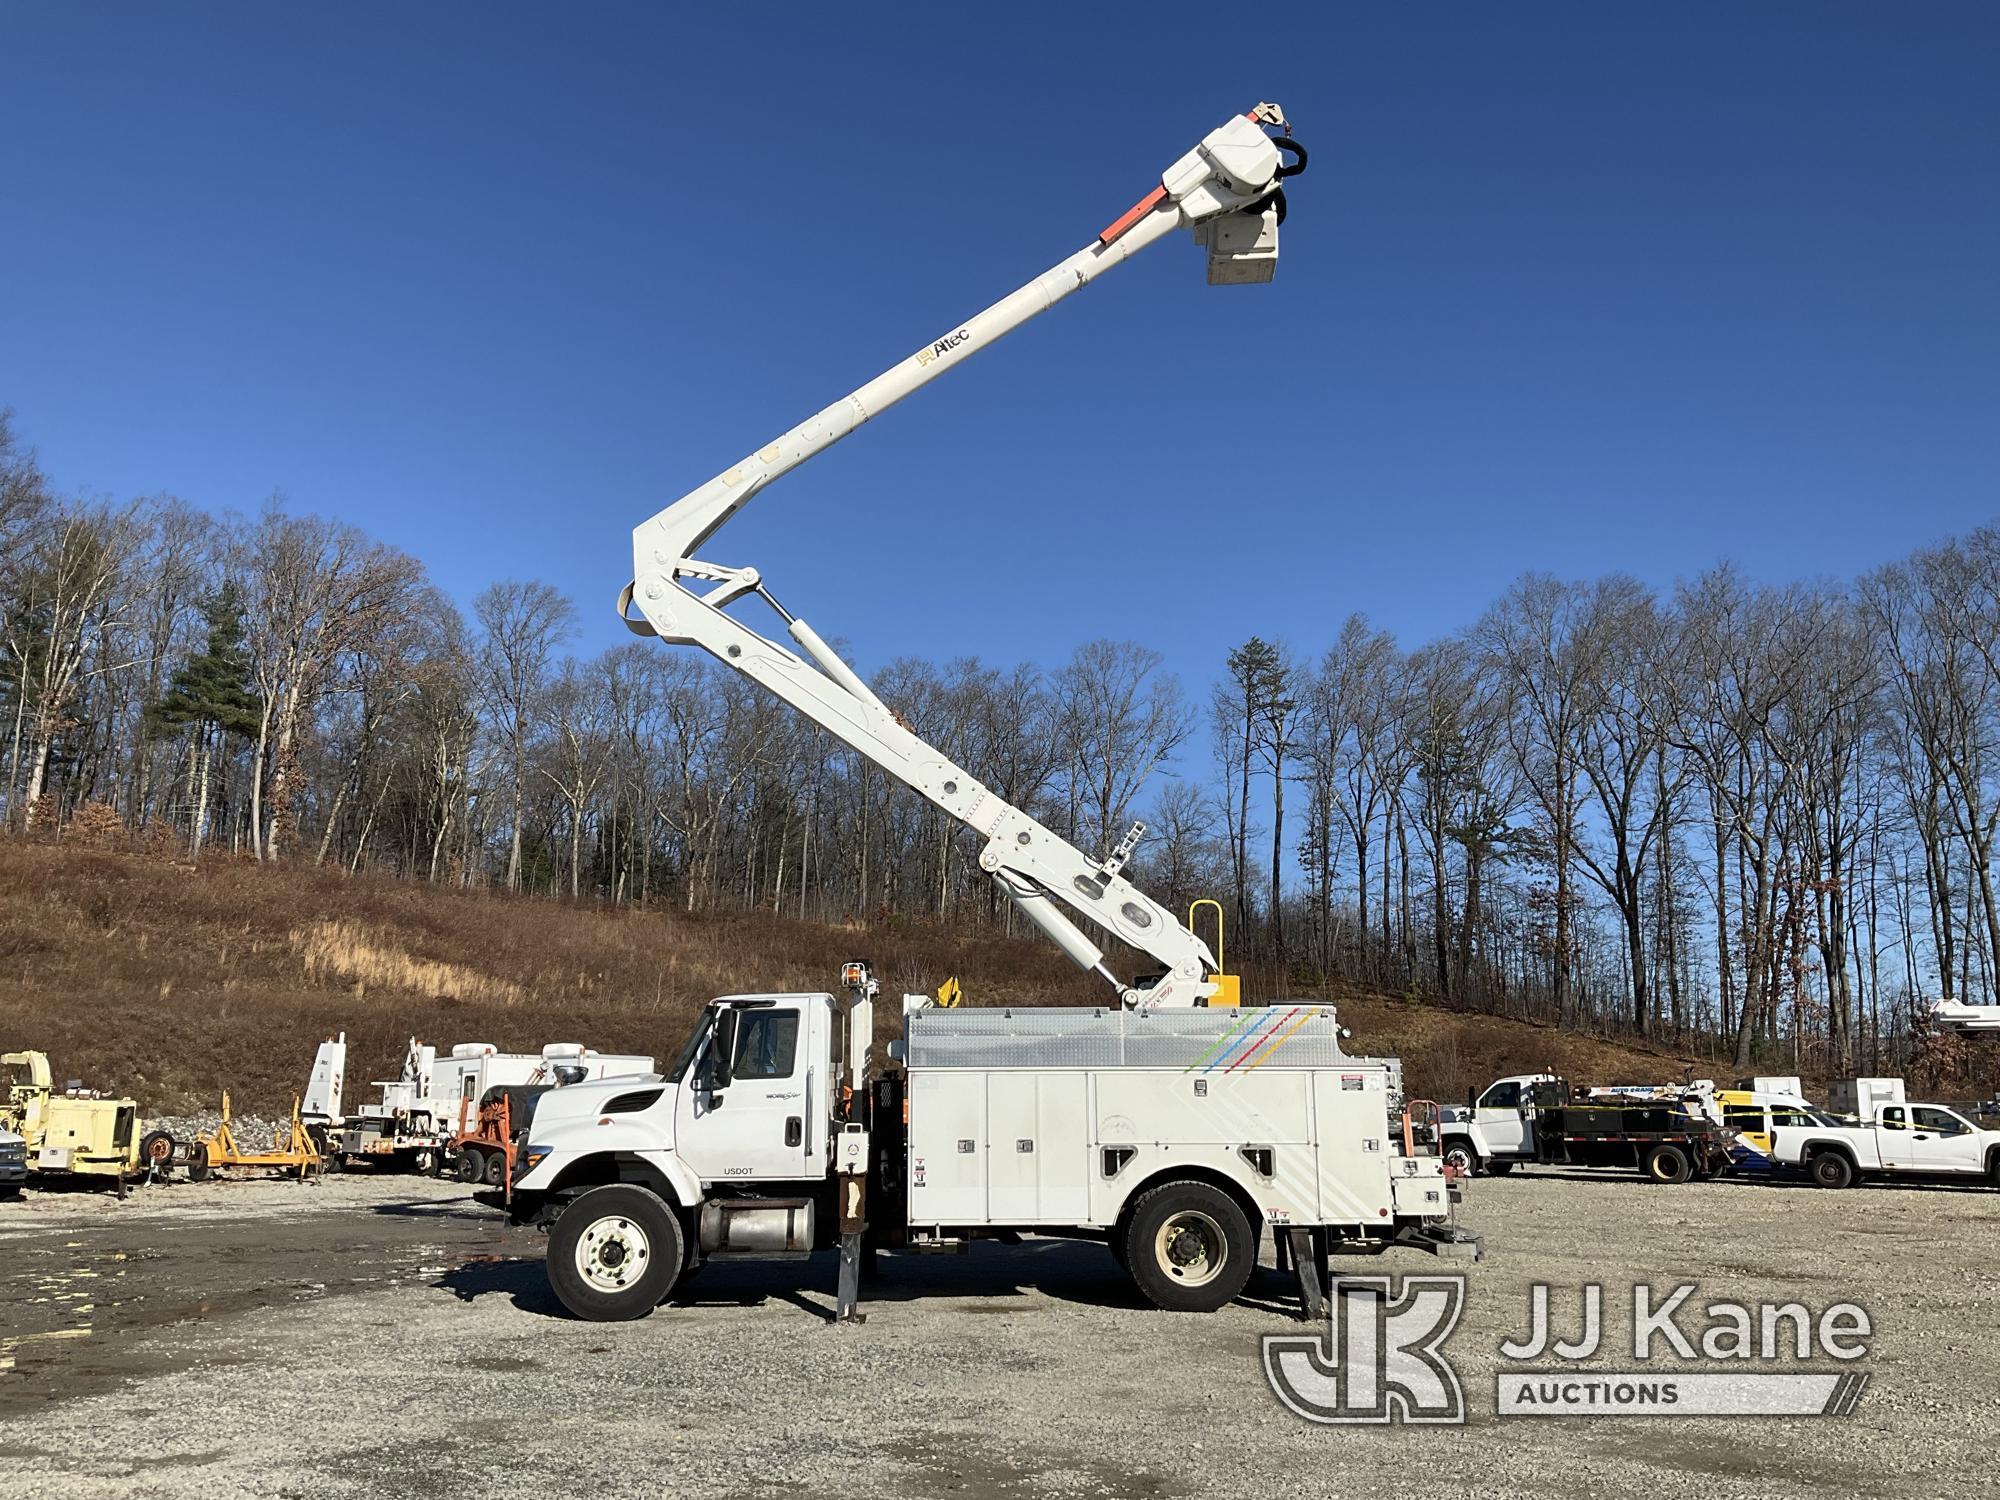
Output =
[{"x1": 619, "y1": 106, "x2": 1306, "y2": 1008}]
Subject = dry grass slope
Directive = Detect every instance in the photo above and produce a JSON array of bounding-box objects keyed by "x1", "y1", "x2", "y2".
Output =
[{"x1": 0, "y1": 841, "x2": 1699, "y2": 1114}]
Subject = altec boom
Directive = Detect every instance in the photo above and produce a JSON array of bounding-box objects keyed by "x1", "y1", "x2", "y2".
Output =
[{"x1": 618, "y1": 104, "x2": 1304, "y2": 1011}]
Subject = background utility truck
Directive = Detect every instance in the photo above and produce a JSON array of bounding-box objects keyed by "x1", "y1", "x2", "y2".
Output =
[
  {"x1": 502, "y1": 966, "x2": 1476, "y2": 1321},
  {"x1": 1773, "y1": 1096, "x2": 2000, "y2": 1189},
  {"x1": 307, "y1": 1034, "x2": 652, "y2": 1175},
  {"x1": 1441, "y1": 1074, "x2": 1736, "y2": 1184}
]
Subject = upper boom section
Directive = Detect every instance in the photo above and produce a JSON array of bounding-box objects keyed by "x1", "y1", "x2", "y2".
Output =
[
  {"x1": 621, "y1": 106, "x2": 1304, "y2": 1007},
  {"x1": 633, "y1": 105, "x2": 1302, "y2": 572}
]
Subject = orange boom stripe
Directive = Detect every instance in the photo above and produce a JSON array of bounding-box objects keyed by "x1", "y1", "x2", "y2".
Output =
[{"x1": 1098, "y1": 186, "x2": 1167, "y2": 246}]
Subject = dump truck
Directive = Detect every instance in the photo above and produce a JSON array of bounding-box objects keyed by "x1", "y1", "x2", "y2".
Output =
[{"x1": 0, "y1": 1050, "x2": 175, "y2": 1189}]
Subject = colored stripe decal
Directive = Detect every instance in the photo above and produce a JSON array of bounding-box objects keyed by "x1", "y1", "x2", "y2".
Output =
[
  {"x1": 1226, "y1": 1006, "x2": 1303, "y2": 1073},
  {"x1": 1239, "y1": 1008, "x2": 1318, "y2": 1074},
  {"x1": 1204, "y1": 1008, "x2": 1288, "y2": 1073},
  {"x1": 1182, "y1": 1011, "x2": 1254, "y2": 1073}
]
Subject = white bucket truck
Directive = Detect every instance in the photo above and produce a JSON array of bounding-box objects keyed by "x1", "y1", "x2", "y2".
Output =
[
  {"x1": 502, "y1": 965, "x2": 1477, "y2": 1321},
  {"x1": 308, "y1": 1035, "x2": 653, "y2": 1174}
]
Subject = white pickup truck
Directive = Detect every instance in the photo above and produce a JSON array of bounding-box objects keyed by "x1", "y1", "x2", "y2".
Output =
[
  {"x1": 1773, "y1": 1101, "x2": 2000, "y2": 1189},
  {"x1": 0, "y1": 1128, "x2": 25, "y2": 1198}
]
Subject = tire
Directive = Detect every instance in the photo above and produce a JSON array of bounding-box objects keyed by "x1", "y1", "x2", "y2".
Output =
[
  {"x1": 1644, "y1": 1144, "x2": 1692, "y2": 1184},
  {"x1": 413, "y1": 1148, "x2": 441, "y2": 1178},
  {"x1": 1441, "y1": 1139, "x2": 1480, "y2": 1178},
  {"x1": 138, "y1": 1130, "x2": 176, "y2": 1173},
  {"x1": 546, "y1": 1185, "x2": 684, "y2": 1321},
  {"x1": 454, "y1": 1150, "x2": 483, "y2": 1184},
  {"x1": 0, "y1": 1185, "x2": 21, "y2": 1201},
  {"x1": 1485, "y1": 1160, "x2": 1515, "y2": 1176},
  {"x1": 482, "y1": 1151, "x2": 507, "y2": 1188},
  {"x1": 185, "y1": 1142, "x2": 211, "y2": 1183},
  {"x1": 1107, "y1": 1222, "x2": 1129, "y2": 1272},
  {"x1": 1810, "y1": 1151, "x2": 1855, "y2": 1190},
  {"x1": 1123, "y1": 1180, "x2": 1256, "y2": 1313}
]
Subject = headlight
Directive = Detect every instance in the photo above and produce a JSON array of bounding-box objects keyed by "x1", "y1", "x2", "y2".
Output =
[{"x1": 518, "y1": 1146, "x2": 552, "y2": 1174}]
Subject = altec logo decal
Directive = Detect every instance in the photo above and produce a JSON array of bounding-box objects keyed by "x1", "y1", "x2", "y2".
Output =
[{"x1": 914, "y1": 329, "x2": 972, "y2": 366}]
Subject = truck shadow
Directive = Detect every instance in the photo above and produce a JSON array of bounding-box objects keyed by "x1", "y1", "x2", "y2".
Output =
[{"x1": 435, "y1": 1239, "x2": 1303, "y2": 1322}]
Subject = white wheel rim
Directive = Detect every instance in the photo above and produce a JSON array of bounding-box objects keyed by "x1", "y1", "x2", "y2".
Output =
[
  {"x1": 1446, "y1": 1146, "x2": 1473, "y2": 1173},
  {"x1": 576, "y1": 1215, "x2": 652, "y2": 1293},
  {"x1": 1154, "y1": 1209, "x2": 1226, "y2": 1289}
]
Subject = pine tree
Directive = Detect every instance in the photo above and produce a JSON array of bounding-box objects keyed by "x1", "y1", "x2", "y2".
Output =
[{"x1": 146, "y1": 582, "x2": 262, "y2": 852}]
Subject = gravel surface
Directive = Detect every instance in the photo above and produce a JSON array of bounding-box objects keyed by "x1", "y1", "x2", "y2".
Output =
[{"x1": 0, "y1": 1168, "x2": 1994, "y2": 1498}]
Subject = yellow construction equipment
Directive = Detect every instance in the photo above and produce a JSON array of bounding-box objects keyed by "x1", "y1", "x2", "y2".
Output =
[
  {"x1": 1, "y1": 1049, "x2": 173, "y2": 1190},
  {"x1": 186, "y1": 1092, "x2": 321, "y2": 1181}
]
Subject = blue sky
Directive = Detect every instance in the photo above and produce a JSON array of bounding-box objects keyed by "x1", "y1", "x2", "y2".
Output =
[{"x1": 5, "y1": 3, "x2": 1998, "y2": 700}]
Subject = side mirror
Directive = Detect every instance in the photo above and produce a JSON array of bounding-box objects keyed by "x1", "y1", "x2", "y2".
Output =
[
  {"x1": 710, "y1": 1009, "x2": 739, "y2": 1090},
  {"x1": 1466, "y1": 1087, "x2": 1478, "y2": 1109},
  {"x1": 552, "y1": 1064, "x2": 586, "y2": 1086}
]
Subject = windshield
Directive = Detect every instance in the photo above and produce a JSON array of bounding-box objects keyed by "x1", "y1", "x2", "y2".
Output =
[{"x1": 665, "y1": 1008, "x2": 715, "y2": 1084}]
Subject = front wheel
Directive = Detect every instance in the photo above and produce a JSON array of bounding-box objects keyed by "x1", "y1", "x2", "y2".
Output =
[
  {"x1": 1810, "y1": 1151, "x2": 1855, "y2": 1190},
  {"x1": 1124, "y1": 1181, "x2": 1255, "y2": 1313},
  {"x1": 546, "y1": 1185, "x2": 684, "y2": 1321},
  {"x1": 1441, "y1": 1140, "x2": 1480, "y2": 1178}
]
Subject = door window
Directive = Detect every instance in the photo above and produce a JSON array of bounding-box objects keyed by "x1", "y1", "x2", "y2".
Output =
[
  {"x1": 1914, "y1": 1107, "x2": 1970, "y2": 1136},
  {"x1": 732, "y1": 1010, "x2": 799, "y2": 1080},
  {"x1": 1479, "y1": 1081, "x2": 1522, "y2": 1110},
  {"x1": 1879, "y1": 1107, "x2": 1907, "y2": 1131}
]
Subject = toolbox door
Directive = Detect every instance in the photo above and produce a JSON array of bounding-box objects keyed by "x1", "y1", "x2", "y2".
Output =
[{"x1": 907, "y1": 1071, "x2": 987, "y2": 1225}]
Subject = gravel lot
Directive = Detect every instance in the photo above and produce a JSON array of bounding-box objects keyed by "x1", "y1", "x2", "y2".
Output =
[{"x1": 1, "y1": 1167, "x2": 1994, "y2": 1499}]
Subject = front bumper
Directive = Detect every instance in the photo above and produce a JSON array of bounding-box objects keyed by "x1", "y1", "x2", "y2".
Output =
[{"x1": 0, "y1": 1162, "x2": 28, "y2": 1187}]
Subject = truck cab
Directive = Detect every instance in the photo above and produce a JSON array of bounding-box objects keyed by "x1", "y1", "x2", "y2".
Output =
[{"x1": 1438, "y1": 1073, "x2": 1557, "y2": 1176}]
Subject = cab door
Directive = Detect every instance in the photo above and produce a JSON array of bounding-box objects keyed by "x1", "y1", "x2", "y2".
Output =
[
  {"x1": 1474, "y1": 1079, "x2": 1532, "y2": 1156},
  {"x1": 1909, "y1": 1106, "x2": 1983, "y2": 1173},
  {"x1": 675, "y1": 1001, "x2": 816, "y2": 1183}
]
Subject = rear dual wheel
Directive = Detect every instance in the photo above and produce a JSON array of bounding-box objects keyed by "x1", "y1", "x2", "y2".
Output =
[
  {"x1": 1124, "y1": 1181, "x2": 1255, "y2": 1313},
  {"x1": 1644, "y1": 1144, "x2": 1693, "y2": 1184},
  {"x1": 454, "y1": 1149, "x2": 484, "y2": 1184}
]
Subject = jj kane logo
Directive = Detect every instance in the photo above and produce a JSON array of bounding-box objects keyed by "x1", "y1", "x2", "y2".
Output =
[
  {"x1": 914, "y1": 328, "x2": 972, "y2": 366},
  {"x1": 1263, "y1": 1278, "x2": 1873, "y2": 1424}
]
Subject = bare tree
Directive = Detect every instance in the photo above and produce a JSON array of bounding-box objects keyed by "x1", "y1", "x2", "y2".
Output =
[{"x1": 474, "y1": 579, "x2": 576, "y2": 890}]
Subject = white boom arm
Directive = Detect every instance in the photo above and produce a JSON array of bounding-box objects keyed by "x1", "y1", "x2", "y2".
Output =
[{"x1": 621, "y1": 105, "x2": 1305, "y2": 1008}]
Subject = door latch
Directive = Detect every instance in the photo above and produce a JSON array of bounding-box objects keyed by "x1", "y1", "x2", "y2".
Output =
[{"x1": 785, "y1": 1116, "x2": 802, "y2": 1148}]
